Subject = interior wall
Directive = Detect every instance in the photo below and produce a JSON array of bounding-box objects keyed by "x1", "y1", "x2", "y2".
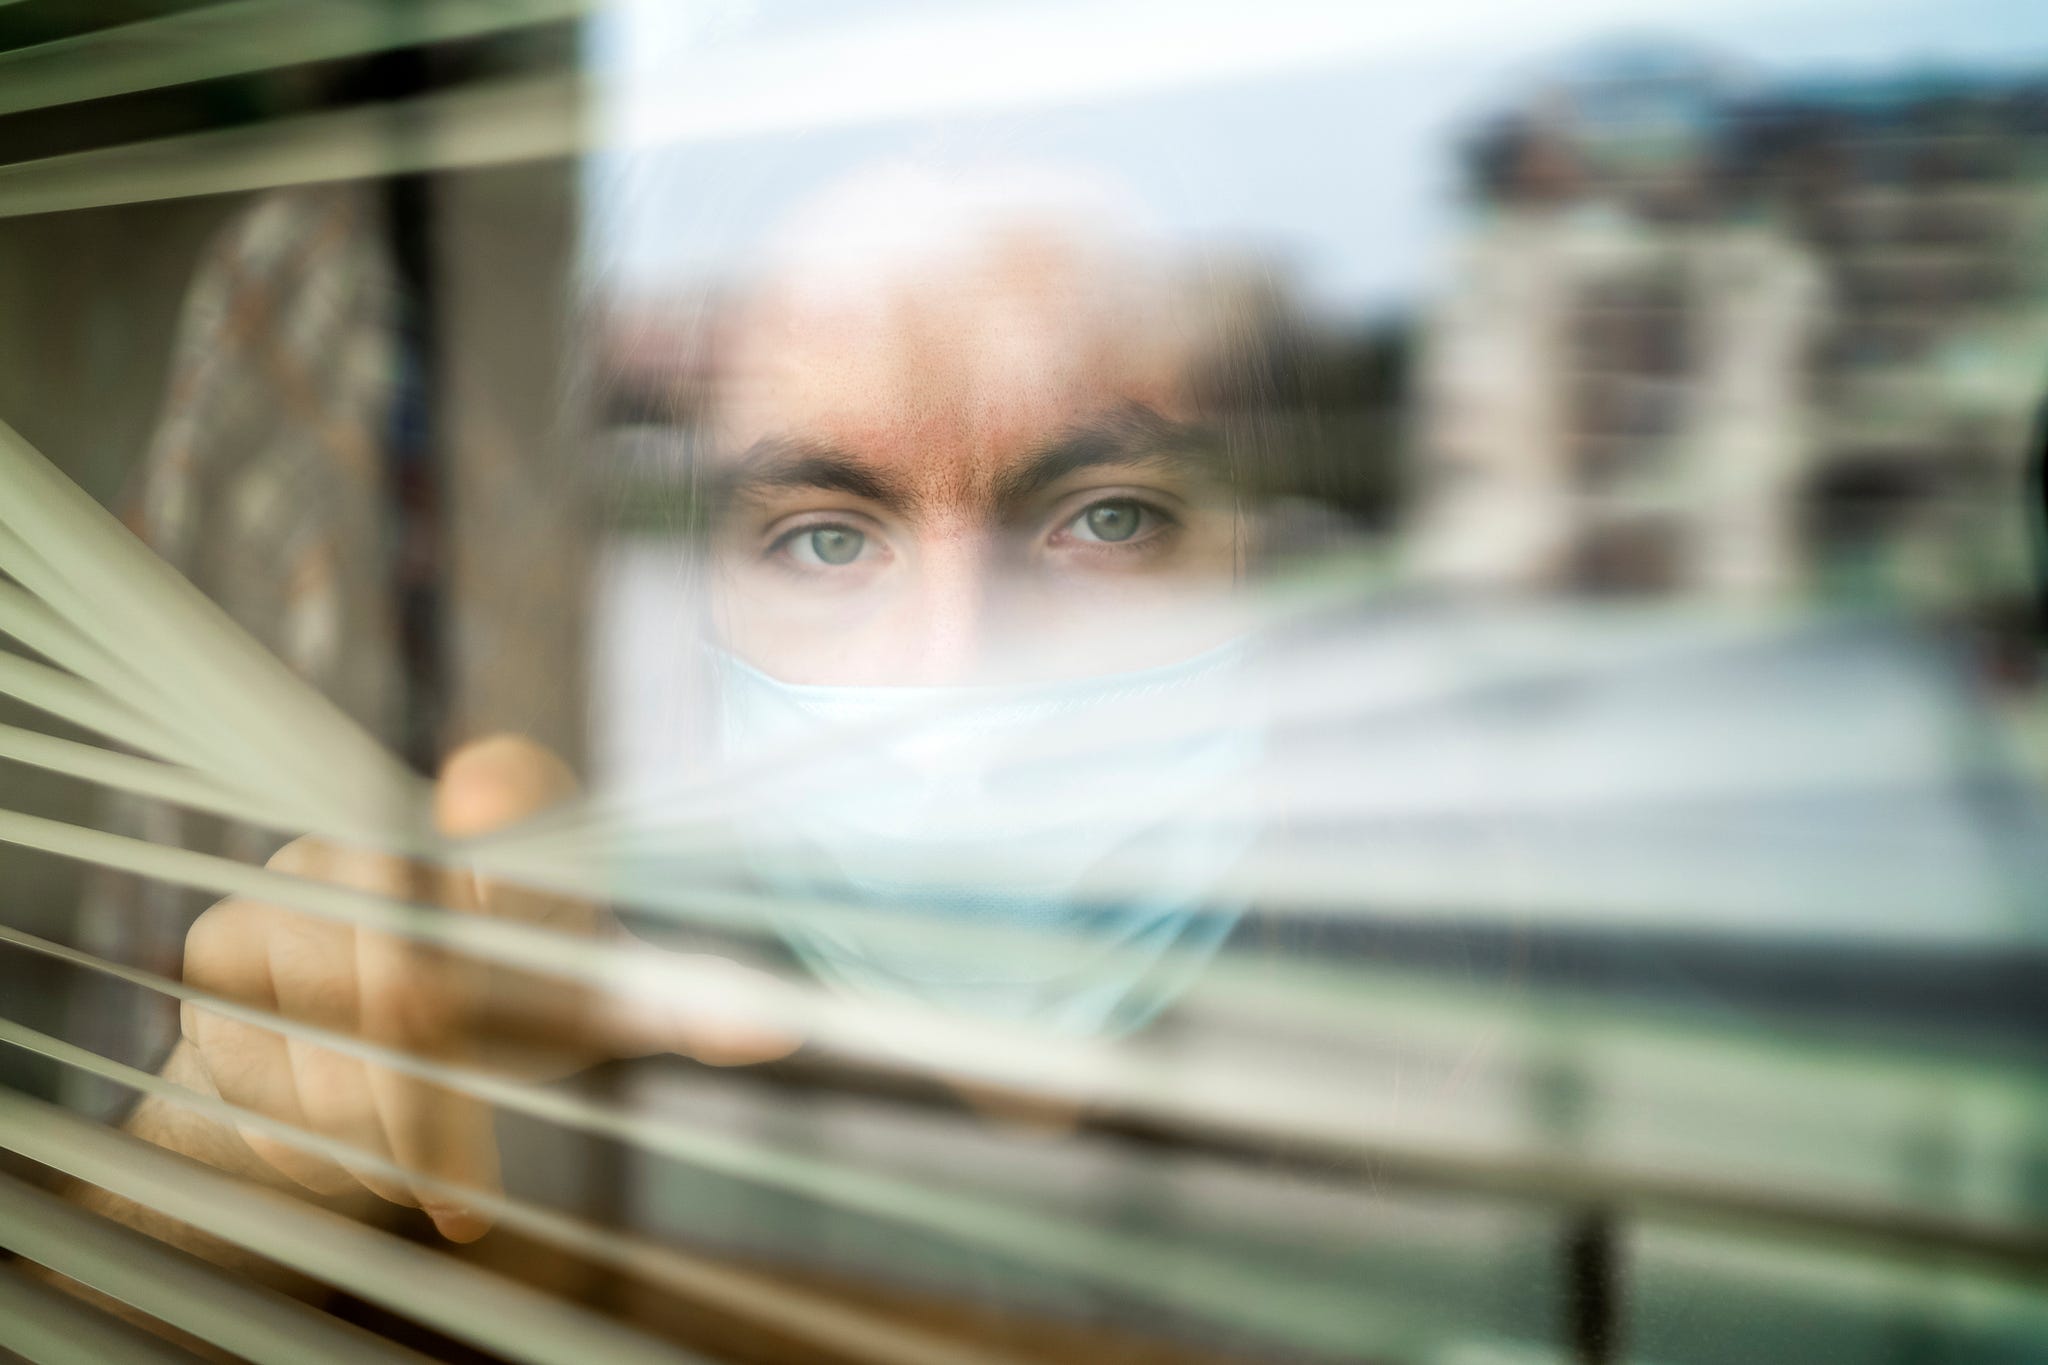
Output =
[{"x1": 0, "y1": 195, "x2": 249, "y2": 1096}]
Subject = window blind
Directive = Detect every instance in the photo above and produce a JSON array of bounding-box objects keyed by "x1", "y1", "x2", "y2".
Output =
[
  {"x1": 0, "y1": 1167, "x2": 436, "y2": 1365},
  {"x1": 0, "y1": 1256, "x2": 212, "y2": 1365},
  {"x1": 3, "y1": 389, "x2": 2047, "y2": 1349}
]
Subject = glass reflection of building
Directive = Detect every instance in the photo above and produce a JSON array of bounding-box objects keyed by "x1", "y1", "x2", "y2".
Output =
[{"x1": 1413, "y1": 44, "x2": 2048, "y2": 613}]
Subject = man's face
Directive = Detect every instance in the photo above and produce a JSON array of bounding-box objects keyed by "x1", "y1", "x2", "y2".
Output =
[{"x1": 702, "y1": 216, "x2": 1245, "y2": 686}]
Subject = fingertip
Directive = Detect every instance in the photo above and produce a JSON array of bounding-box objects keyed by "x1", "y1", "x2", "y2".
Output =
[
  {"x1": 600, "y1": 988, "x2": 802, "y2": 1066},
  {"x1": 426, "y1": 1203, "x2": 493, "y2": 1243},
  {"x1": 435, "y1": 734, "x2": 579, "y2": 837},
  {"x1": 688, "y1": 1027, "x2": 804, "y2": 1068}
]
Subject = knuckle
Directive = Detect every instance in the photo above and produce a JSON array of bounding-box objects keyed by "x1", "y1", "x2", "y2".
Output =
[
  {"x1": 263, "y1": 836, "x2": 324, "y2": 876},
  {"x1": 181, "y1": 902, "x2": 252, "y2": 985},
  {"x1": 178, "y1": 997, "x2": 213, "y2": 1047},
  {"x1": 362, "y1": 969, "x2": 463, "y2": 1046}
]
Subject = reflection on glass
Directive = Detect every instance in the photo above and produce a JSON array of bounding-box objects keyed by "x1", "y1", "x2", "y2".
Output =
[{"x1": 0, "y1": 3, "x2": 2044, "y2": 1363}]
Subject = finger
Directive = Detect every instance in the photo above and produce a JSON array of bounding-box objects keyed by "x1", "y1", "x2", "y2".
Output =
[
  {"x1": 345, "y1": 735, "x2": 578, "y2": 1237},
  {"x1": 438, "y1": 734, "x2": 601, "y2": 933},
  {"x1": 434, "y1": 734, "x2": 580, "y2": 840},
  {"x1": 181, "y1": 901, "x2": 358, "y2": 1197},
  {"x1": 433, "y1": 735, "x2": 794, "y2": 1067},
  {"x1": 593, "y1": 952, "x2": 805, "y2": 1067},
  {"x1": 357, "y1": 919, "x2": 506, "y2": 1240},
  {"x1": 184, "y1": 1009, "x2": 358, "y2": 1198},
  {"x1": 360, "y1": 1063, "x2": 500, "y2": 1242},
  {"x1": 288, "y1": 1041, "x2": 420, "y2": 1211},
  {"x1": 436, "y1": 735, "x2": 611, "y2": 1071},
  {"x1": 241, "y1": 885, "x2": 430, "y2": 1208},
  {"x1": 351, "y1": 870, "x2": 501, "y2": 1240}
]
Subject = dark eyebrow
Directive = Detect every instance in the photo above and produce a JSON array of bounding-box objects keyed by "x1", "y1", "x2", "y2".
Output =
[
  {"x1": 994, "y1": 405, "x2": 1226, "y2": 515},
  {"x1": 712, "y1": 438, "x2": 915, "y2": 516}
]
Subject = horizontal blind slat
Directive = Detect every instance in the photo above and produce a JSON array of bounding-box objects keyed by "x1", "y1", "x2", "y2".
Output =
[
  {"x1": 0, "y1": 1020, "x2": 1019, "y2": 1365},
  {"x1": 0, "y1": 650, "x2": 202, "y2": 770},
  {"x1": 0, "y1": 71, "x2": 583, "y2": 220},
  {"x1": 0, "y1": 420, "x2": 422, "y2": 833},
  {"x1": 0, "y1": 722, "x2": 289, "y2": 832},
  {"x1": 0, "y1": 1175, "x2": 425, "y2": 1365},
  {"x1": 0, "y1": 527, "x2": 331, "y2": 818},
  {"x1": 0, "y1": 1262, "x2": 203, "y2": 1365},
  {"x1": 0, "y1": 1090, "x2": 709, "y2": 1365},
  {"x1": 0, "y1": 0, "x2": 587, "y2": 119},
  {"x1": 0, "y1": 919, "x2": 1421, "y2": 1357},
  {"x1": 9, "y1": 789, "x2": 2048, "y2": 1222}
]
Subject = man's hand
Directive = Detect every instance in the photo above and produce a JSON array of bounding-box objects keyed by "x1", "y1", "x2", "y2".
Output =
[{"x1": 173, "y1": 735, "x2": 796, "y2": 1242}]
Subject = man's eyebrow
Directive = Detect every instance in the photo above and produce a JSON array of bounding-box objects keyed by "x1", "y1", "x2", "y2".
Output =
[
  {"x1": 994, "y1": 406, "x2": 1225, "y2": 513},
  {"x1": 713, "y1": 438, "x2": 914, "y2": 514}
]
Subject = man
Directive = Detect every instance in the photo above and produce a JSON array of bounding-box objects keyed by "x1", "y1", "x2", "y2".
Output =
[{"x1": 93, "y1": 161, "x2": 1284, "y2": 1258}]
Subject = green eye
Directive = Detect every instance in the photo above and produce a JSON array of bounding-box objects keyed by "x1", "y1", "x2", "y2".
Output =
[
  {"x1": 808, "y1": 526, "x2": 865, "y2": 565},
  {"x1": 1082, "y1": 500, "x2": 1142, "y2": 543}
]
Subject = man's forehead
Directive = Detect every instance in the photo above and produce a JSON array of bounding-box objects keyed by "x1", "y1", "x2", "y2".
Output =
[{"x1": 708, "y1": 209, "x2": 1203, "y2": 500}]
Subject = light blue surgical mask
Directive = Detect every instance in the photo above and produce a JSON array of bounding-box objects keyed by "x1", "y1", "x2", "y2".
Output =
[{"x1": 711, "y1": 641, "x2": 1265, "y2": 1036}]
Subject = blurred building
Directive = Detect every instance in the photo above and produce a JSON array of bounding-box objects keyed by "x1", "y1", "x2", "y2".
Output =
[{"x1": 1412, "y1": 46, "x2": 2048, "y2": 610}]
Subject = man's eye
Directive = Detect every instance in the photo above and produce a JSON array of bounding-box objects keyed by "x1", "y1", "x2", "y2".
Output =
[
  {"x1": 1067, "y1": 498, "x2": 1153, "y2": 544},
  {"x1": 781, "y1": 524, "x2": 869, "y2": 568}
]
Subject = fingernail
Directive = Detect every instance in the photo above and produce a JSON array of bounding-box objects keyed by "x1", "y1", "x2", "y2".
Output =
[{"x1": 427, "y1": 1203, "x2": 489, "y2": 1243}]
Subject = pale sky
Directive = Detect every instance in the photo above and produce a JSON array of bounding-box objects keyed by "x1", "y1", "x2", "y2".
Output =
[{"x1": 582, "y1": 0, "x2": 2048, "y2": 316}]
